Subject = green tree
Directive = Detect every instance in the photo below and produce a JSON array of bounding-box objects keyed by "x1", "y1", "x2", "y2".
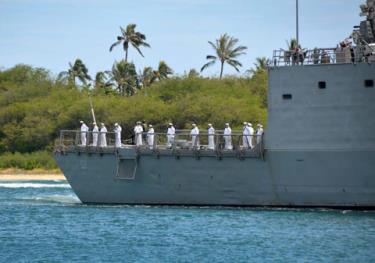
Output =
[
  {"x1": 139, "y1": 67, "x2": 154, "y2": 88},
  {"x1": 247, "y1": 57, "x2": 270, "y2": 75},
  {"x1": 94, "y1": 71, "x2": 113, "y2": 95},
  {"x1": 187, "y1": 69, "x2": 200, "y2": 78},
  {"x1": 109, "y1": 24, "x2": 151, "y2": 62},
  {"x1": 286, "y1": 38, "x2": 298, "y2": 51},
  {"x1": 139, "y1": 61, "x2": 173, "y2": 88},
  {"x1": 58, "y1": 59, "x2": 91, "y2": 86},
  {"x1": 107, "y1": 60, "x2": 138, "y2": 96},
  {"x1": 152, "y1": 61, "x2": 173, "y2": 81},
  {"x1": 201, "y1": 34, "x2": 247, "y2": 79}
]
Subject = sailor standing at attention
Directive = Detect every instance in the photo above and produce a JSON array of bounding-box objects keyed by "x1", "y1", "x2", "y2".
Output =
[
  {"x1": 134, "y1": 121, "x2": 144, "y2": 146},
  {"x1": 247, "y1": 122, "x2": 254, "y2": 149},
  {"x1": 207, "y1": 124, "x2": 215, "y2": 150},
  {"x1": 92, "y1": 122, "x2": 99, "y2": 146},
  {"x1": 80, "y1": 121, "x2": 89, "y2": 146},
  {"x1": 224, "y1": 123, "x2": 233, "y2": 150},
  {"x1": 242, "y1": 122, "x2": 250, "y2": 148},
  {"x1": 256, "y1": 124, "x2": 264, "y2": 145},
  {"x1": 100, "y1": 123, "x2": 107, "y2": 147},
  {"x1": 166, "y1": 123, "x2": 175, "y2": 148},
  {"x1": 147, "y1": 124, "x2": 155, "y2": 149},
  {"x1": 190, "y1": 123, "x2": 200, "y2": 149},
  {"x1": 114, "y1": 123, "x2": 122, "y2": 148}
]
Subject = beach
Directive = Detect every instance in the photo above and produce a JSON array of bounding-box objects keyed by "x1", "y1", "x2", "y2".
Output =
[{"x1": 0, "y1": 169, "x2": 65, "y2": 181}]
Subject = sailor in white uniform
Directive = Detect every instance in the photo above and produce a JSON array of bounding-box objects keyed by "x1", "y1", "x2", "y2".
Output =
[
  {"x1": 242, "y1": 122, "x2": 250, "y2": 148},
  {"x1": 134, "y1": 121, "x2": 143, "y2": 146},
  {"x1": 190, "y1": 123, "x2": 200, "y2": 149},
  {"x1": 224, "y1": 123, "x2": 233, "y2": 150},
  {"x1": 147, "y1": 124, "x2": 155, "y2": 149},
  {"x1": 80, "y1": 121, "x2": 89, "y2": 146},
  {"x1": 207, "y1": 124, "x2": 215, "y2": 150},
  {"x1": 114, "y1": 123, "x2": 122, "y2": 148},
  {"x1": 100, "y1": 123, "x2": 107, "y2": 147},
  {"x1": 92, "y1": 122, "x2": 99, "y2": 146},
  {"x1": 247, "y1": 122, "x2": 255, "y2": 149},
  {"x1": 166, "y1": 123, "x2": 175, "y2": 148},
  {"x1": 256, "y1": 124, "x2": 264, "y2": 145}
]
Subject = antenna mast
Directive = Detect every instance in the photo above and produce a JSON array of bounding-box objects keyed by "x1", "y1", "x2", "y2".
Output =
[{"x1": 296, "y1": 0, "x2": 299, "y2": 47}]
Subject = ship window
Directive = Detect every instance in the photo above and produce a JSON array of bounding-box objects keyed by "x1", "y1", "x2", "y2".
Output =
[
  {"x1": 364, "y1": 79, "x2": 374, "y2": 88},
  {"x1": 282, "y1": 94, "x2": 292, "y2": 100},
  {"x1": 318, "y1": 81, "x2": 326, "y2": 89}
]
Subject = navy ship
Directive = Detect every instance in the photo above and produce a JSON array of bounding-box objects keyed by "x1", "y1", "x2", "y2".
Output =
[{"x1": 54, "y1": 1, "x2": 375, "y2": 207}]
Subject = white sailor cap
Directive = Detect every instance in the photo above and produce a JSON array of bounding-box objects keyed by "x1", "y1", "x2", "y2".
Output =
[
  {"x1": 192, "y1": 123, "x2": 197, "y2": 127},
  {"x1": 80, "y1": 120, "x2": 84, "y2": 124},
  {"x1": 115, "y1": 123, "x2": 118, "y2": 126},
  {"x1": 208, "y1": 123, "x2": 212, "y2": 127},
  {"x1": 149, "y1": 124, "x2": 153, "y2": 127},
  {"x1": 225, "y1": 123, "x2": 229, "y2": 126},
  {"x1": 168, "y1": 122, "x2": 173, "y2": 126},
  {"x1": 101, "y1": 122, "x2": 105, "y2": 126},
  {"x1": 243, "y1": 122, "x2": 248, "y2": 125},
  {"x1": 247, "y1": 123, "x2": 252, "y2": 127}
]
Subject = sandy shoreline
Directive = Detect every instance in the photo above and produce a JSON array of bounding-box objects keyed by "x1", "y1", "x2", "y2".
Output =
[{"x1": 0, "y1": 174, "x2": 66, "y2": 181}]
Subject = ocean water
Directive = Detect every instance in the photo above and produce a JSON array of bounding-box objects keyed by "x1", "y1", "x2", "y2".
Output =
[{"x1": 0, "y1": 181, "x2": 375, "y2": 263}]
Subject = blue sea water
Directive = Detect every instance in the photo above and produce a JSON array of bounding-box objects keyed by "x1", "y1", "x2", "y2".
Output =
[{"x1": 0, "y1": 180, "x2": 375, "y2": 263}]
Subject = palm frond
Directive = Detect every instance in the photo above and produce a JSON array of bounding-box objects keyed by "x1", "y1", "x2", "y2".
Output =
[
  {"x1": 200, "y1": 60, "x2": 216, "y2": 72},
  {"x1": 109, "y1": 40, "x2": 122, "y2": 51},
  {"x1": 206, "y1": 55, "x2": 217, "y2": 60},
  {"x1": 132, "y1": 45, "x2": 145, "y2": 57}
]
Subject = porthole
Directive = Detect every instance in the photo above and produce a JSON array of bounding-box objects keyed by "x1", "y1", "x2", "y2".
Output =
[
  {"x1": 318, "y1": 81, "x2": 326, "y2": 89},
  {"x1": 364, "y1": 79, "x2": 374, "y2": 88},
  {"x1": 282, "y1": 94, "x2": 292, "y2": 100}
]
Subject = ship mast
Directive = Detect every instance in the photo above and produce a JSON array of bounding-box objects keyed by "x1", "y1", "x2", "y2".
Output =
[{"x1": 296, "y1": 0, "x2": 299, "y2": 48}]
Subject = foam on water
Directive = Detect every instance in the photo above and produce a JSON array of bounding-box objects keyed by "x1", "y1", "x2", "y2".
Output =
[
  {"x1": 28, "y1": 194, "x2": 81, "y2": 204},
  {"x1": 0, "y1": 182, "x2": 71, "y2": 189}
]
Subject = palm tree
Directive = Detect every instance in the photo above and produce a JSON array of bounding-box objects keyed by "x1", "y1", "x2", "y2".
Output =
[
  {"x1": 247, "y1": 57, "x2": 270, "y2": 75},
  {"x1": 152, "y1": 61, "x2": 173, "y2": 81},
  {"x1": 201, "y1": 34, "x2": 247, "y2": 79},
  {"x1": 106, "y1": 60, "x2": 138, "y2": 96},
  {"x1": 109, "y1": 24, "x2": 151, "y2": 62},
  {"x1": 187, "y1": 69, "x2": 200, "y2": 78},
  {"x1": 139, "y1": 67, "x2": 154, "y2": 88},
  {"x1": 138, "y1": 61, "x2": 173, "y2": 88},
  {"x1": 58, "y1": 59, "x2": 91, "y2": 86},
  {"x1": 94, "y1": 71, "x2": 113, "y2": 94},
  {"x1": 286, "y1": 38, "x2": 298, "y2": 51}
]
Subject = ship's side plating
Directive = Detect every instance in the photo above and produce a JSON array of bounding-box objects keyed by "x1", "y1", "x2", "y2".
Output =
[
  {"x1": 265, "y1": 63, "x2": 375, "y2": 207},
  {"x1": 54, "y1": 63, "x2": 375, "y2": 207}
]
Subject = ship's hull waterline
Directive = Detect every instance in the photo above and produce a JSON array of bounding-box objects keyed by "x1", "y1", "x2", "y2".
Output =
[{"x1": 54, "y1": 148, "x2": 375, "y2": 208}]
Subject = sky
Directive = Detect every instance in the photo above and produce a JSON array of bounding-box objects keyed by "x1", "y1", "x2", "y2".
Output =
[{"x1": 0, "y1": 0, "x2": 364, "y2": 77}]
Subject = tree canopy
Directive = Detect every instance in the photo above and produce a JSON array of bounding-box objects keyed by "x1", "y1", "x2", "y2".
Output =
[
  {"x1": 109, "y1": 24, "x2": 151, "y2": 62},
  {"x1": 201, "y1": 34, "x2": 247, "y2": 79}
]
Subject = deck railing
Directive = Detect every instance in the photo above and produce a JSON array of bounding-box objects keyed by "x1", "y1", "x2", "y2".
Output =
[
  {"x1": 55, "y1": 129, "x2": 265, "y2": 158},
  {"x1": 271, "y1": 47, "x2": 366, "y2": 67}
]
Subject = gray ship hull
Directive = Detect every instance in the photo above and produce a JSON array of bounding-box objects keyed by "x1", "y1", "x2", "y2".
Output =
[
  {"x1": 54, "y1": 62, "x2": 375, "y2": 207},
  {"x1": 54, "y1": 148, "x2": 375, "y2": 207}
]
